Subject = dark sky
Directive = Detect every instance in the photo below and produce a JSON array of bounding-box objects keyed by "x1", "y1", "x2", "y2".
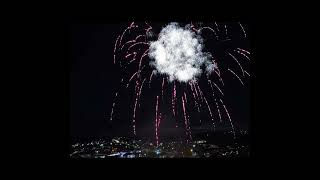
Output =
[{"x1": 69, "y1": 21, "x2": 250, "y2": 140}]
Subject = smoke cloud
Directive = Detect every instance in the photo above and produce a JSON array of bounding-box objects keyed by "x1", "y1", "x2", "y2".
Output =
[{"x1": 148, "y1": 22, "x2": 214, "y2": 82}]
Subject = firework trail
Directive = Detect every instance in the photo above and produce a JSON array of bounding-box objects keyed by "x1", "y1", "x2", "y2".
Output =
[
  {"x1": 149, "y1": 71, "x2": 154, "y2": 88},
  {"x1": 207, "y1": 80, "x2": 222, "y2": 123},
  {"x1": 127, "y1": 71, "x2": 138, "y2": 88},
  {"x1": 211, "y1": 80, "x2": 224, "y2": 96},
  {"x1": 161, "y1": 77, "x2": 165, "y2": 99},
  {"x1": 235, "y1": 49, "x2": 251, "y2": 61},
  {"x1": 224, "y1": 24, "x2": 228, "y2": 38},
  {"x1": 119, "y1": 22, "x2": 137, "y2": 47},
  {"x1": 110, "y1": 92, "x2": 118, "y2": 121},
  {"x1": 220, "y1": 99, "x2": 236, "y2": 139},
  {"x1": 244, "y1": 70, "x2": 250, "y2": 77},
  {"x1": 237, "y1": 48, "x2": 250, "y2": 54},
  {"x1": 121, "y1": 40, "x2": 136, "y2": 50},
  {"x1": 172, "y1": 81, "x2": 176, "y2": 116},
  {"x1": 214, "y1": 22, "x2": 219, "y2": 32},
  {"x1": 114, "y1": 35, "x2": 120, "y2": 64},
  {"x1": 199, "y1": 26, "x2": 218, "y2": 39},
  {"x1": 238, "y1": 22, "x2": 246, "y2": 38},
  {"x1": 228, "y1": 52, "x2": 245, "y2": 76},
  {"x1": 195, "y1": 82, "x2": 204, "y2": 103},
  {"x1": 155, "y1": 95, "x2": 159, "y2": 146},
  {"x1": 228, "y1": 68, "x2": 244, "y2": 85},
  {"x1": 138, "y1": 78, "x2": 147, "y2": 107},
  {"x1": 182, "y1": 96, "x2": 192, "y2": 141},
  {"x1": 203, "y1": 95, "x2": 215, "y2": 132},
  {"x1": 110, "y1": 21, "x2": 251, "y2": 144},
  {"x1": 132, "y1": 83, "x2": 139, "y2": 135},
  {"x1": 216, "y1": 101, "x2": 222, "y2": 123}
]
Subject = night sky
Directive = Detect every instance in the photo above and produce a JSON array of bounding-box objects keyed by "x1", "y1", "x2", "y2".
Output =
[{"x1": 69, "y1": 21, "x2": 250, "y2": 141}]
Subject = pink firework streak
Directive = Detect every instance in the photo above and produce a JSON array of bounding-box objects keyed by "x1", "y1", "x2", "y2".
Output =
[
  {"x1": 207, "y1": 80, "x2": 222, "y2": 123},
  {"x1": 220, "y1": 99, "x2": 236, "y2": 139},
  {"x1": 228, "y1": 68, "x2": 244, "y2": 85},
  {"x1": 203, "y1": 95, "x2": 215, "y2": 131},
  {"x1": 182, "y1": 96, "x2": 192, "y2": 141},
  {"x1": 235, "y1": 50, "x2": 251, "y2": 61},
  {"x1": 118, "y1": 22, "x2": 136, "y2": 47},
  {"x1": 189, "y1": 83, "x2": 200, "y2": 115},
  {"x1": 132, "y1": 82, "x2": 140, "y2": 136},
  {"x1": 149, "y1": 71, "x2": 154, "y2": 88},
  {"x1": 135, "y1": 34, "x2": 146, "y2": 41},
  {"x1": 172, "y1": 82, "x2": 176, "y2": 116},
  {"x1": 238, "y1": 22, "x2": 247, "y2": 38},
  {"x1": 161, "y1": 77, "x2": 165, "y2": 99},
  {"x1": 228, "y1": 52, "x2": 245, "y2": 76},
  {"x1": 110, "y1": 92, "x2": 118, "y2": 121},
  {"x1": 127, "y1": 71, "x2": 138, "y2": 88},
  {"x1": 113, "y1": 35, "x2": 120, "y2": 64},
  {"x1": 138, "y1": 78, "x2": 147, "y2": 108},
  {"x1": 127, "y1": 42, "x2": 149, "y2": 53},
  {"x1": 199, "y1": 26, "x2": 218, "y2": 39},
  {"x1": 121, "y1": 40, "x2": 136, "y2": 50},
  {"x1": 237, "y1": 48, "x2": 250, "y2": 54},
  {"x1": 155, "y1": 95, "x2": 159, "y2": 146},
  {"x1": 195, "y1": 82, "x2": 204, "y2": 103}
]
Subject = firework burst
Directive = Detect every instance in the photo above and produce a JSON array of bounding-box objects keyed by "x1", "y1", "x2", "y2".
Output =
[{"x1": 110, "y1": 21, "x2": 251, "y2": 143}]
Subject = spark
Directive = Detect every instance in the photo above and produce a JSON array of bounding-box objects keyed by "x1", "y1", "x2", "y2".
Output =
[
  {"x1": 119, "y1": 22, "x2": 136, "y2": 47},
  {"x1": 127, "y1": 71, "x2": 138, "y2": 88},
  {"x1": 195, "y1": 82, "x2": 204, "y2": 103},
  {"x1": 215, "y1": 70, "x2": 225, "y2": 86},
  {"x1": 139, "y1": 49, "x2": 149, "y2": 72},
  {"x1": 191, "y1": 82, "x2": 199, "y2": 100},
  {"x1": 135, "y1": 35, "x2": 146, "y2": 41},
  {"x1": 228, "y1": 52, "x2": 245, "y2": 76},
  {"x1": 125, "y1": 53, "x2": 134, "y2": 59},
  {"x1": 109, "y1": 92, "x2": 119, "y2": 121},
  {"x1": 214, "y1": 22, "x2": 219, "y2": 32},
  {"x1": 244, "y1": 70, "x2": 250, "y2": 77},
  {"x1": 239, "y1": 22, "x2": 246, "y2": 38},
  {"x1": 172, "y1": 81, "x2": 177, "y2": 116},
  {"x1": 127, "y1": 42, "x2": 149, "y2": 52},
  {"x1": 114, "y1": 35, "x2": 120, "y2": 64},
  {"x1": 132, "y1": 82, "x2": 140, "y2": 136},
  {"x1": 207, "y1": 80, "x2": 222, "y2": 123},
  {"x1": 161, "y1": 77, "x2": 165, "y2": 99},
  {"x1": 237, "y1": 48, "x2": 250, "y2": 55},
  {"x1": 138, "y1": 78, "x2": 147, "y2": 107},
  {"x1": 224, "y1": 24, "x2": 228, "y2": 37},
  {"x1": 220, "y1": 99, "x2": 236, "y2": 139},
  {"x1": 228, "y1": 68, "x2": 244, "y2": 85},
  {"x1": 155, "y1": 96, "x2": 159, "y2": 146},
  {"x1": 235, "y1": 50, "x2": 251, "y2": 61},
  {"x1": 172, "y1": 84, "x2": 175, "y2": 116},
  {"x1": 203, "y1": 95, "x2": 215, "y2": 131},
  {"x1": 189, "y1": 83, "x2": 200, "y2": 115},
  {"x1": 149, "y1": 71, "x2": 154, "y2": 88},
  {"x1": 211, "y1": 80, "x2": 224, "y2": 96},
  {"x1": 158, "y1": 112, "x2": 161, "y2": 129},
  {"x1": 110, "y1": 102, "x2": 115, "y2": 121},
  {"x1": 121, "y1": 40, "x2": 136, "y2": 50},
  {"x1": 199, "y1": 26, "x2": 218, "y2": 39},
  {"x1": 216, "y1": 101, "x2": 222, "y2": 123},
  {"x1": 182, "y1": 96, "x2": 192, "y2": 141}
]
